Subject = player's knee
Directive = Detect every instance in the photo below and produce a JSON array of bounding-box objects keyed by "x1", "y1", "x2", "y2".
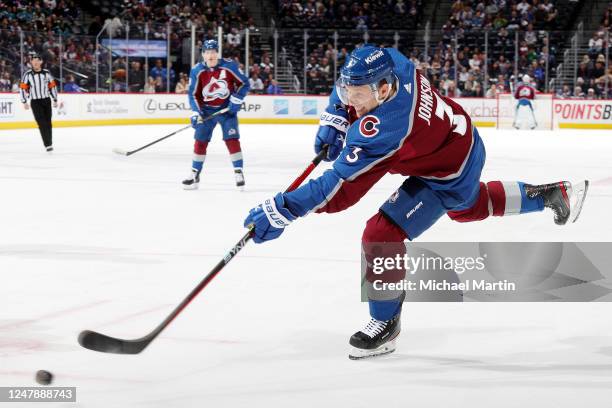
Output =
[
  {"x1": 194, "y1": 140, "x2": 208, "y2": 155},
  {"x1": 448, "y1": 182, "x2": 490, "y2": 222},
  {"x1": 362, "y1": 212, "x2": 407, "y2": 243}
]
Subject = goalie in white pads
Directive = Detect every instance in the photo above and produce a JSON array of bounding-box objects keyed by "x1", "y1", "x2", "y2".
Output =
[{"x1": 513, "y1": 75, "x2": 538, "y2": 129}]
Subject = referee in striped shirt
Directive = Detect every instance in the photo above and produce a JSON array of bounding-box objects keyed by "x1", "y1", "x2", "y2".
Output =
[{"x1": 20, "y1": 52, "x2": 58, "y2": 152}]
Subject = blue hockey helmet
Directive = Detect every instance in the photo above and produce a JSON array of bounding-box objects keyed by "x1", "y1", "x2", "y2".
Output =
[
  {"x1": 202, "y1": 39, "x2": 219, "y2": 52},
  {"x1": 336, "y1": 46, "x2": 396, "y2": 105}
]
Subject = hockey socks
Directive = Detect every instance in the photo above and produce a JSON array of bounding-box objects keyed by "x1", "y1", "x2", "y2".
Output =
[
  {"x1": 225, "y1": 139, "x2": 243, "y2": 169},
  {"x1": 192, "y1": 140, "x2": 208, "y2": 172},
  {"x1": 486, "y1": 181, "x2": 545, "y2": 216}
]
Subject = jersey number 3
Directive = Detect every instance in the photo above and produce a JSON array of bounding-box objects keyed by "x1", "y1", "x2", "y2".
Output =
[
  {"x1": 435, "y1": 93, "x2": 467, "y2": 136},
  {"x1": 346, "y1": 147, "x2": 362, "y2": 163}
]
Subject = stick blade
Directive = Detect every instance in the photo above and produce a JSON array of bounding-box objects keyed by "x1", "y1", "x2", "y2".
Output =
[
  {"x1": 112, "y1": 148, "x2": 130, "y2": 156},
  {"x1": 78, "y1": 330, "x2": 149, "y2": 354}
]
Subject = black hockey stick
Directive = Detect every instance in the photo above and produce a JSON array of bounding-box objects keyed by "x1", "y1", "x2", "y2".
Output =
[
  {"x1": 112, "y1": 107, "x2": 230, "y2": 156},
  {"x1": 78, "y1": 146, "x2": 329, "y2": 354}
]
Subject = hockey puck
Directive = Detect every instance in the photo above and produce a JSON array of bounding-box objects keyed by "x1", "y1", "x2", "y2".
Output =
[{"x1": 35, "y1": 370, "x2": 53, "y2": 385}]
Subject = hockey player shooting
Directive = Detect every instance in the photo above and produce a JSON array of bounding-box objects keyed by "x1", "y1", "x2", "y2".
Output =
[
  {"x1": 513, "y1": 74, "x2": 538, "y2": 129},
  {"x1": 183, "y1": 39, "x2": 250, "y2": 190},
  {"x1": 243, "y1": 46, "x2": 589, "y2": 360}
]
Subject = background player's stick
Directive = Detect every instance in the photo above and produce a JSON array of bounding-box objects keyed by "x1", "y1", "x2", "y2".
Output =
[
  {"x1": 78, "y1": 146, "x2": 329, "y2": 354},
  {"x1": 112, "y1": 107, "x2": 230, "y2": 156}
]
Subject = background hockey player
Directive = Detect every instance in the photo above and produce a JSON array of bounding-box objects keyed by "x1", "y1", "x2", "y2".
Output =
[
  {"x1": 184, "y1": 39, "x2": 250, "y2": 190},
  {"x1": 243, "y1": 46, "x2": 589, "y2": 360},
  {"x1": 513, "y1": 74, "x2": 538, "y2": 129}
]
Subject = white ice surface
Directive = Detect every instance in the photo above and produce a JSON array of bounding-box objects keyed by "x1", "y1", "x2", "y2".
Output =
[{"x1": 1, "y1": 124, "x2": 612, "y2": 407}]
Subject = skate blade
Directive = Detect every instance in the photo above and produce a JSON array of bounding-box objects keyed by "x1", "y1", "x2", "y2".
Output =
[
  {"x1": 348, "y1": 340, "x2": 396, "y2": 360},
  {"x1": 569, "y1": 180, "x2": 589, "y2": 223},
  {"x1": 183, "y1": 183, "x2": 199, "y2": 191}
]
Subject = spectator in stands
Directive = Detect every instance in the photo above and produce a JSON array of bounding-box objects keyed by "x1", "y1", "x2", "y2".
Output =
[
  {"x1": 0, "y1": 72, "x2": 11, "y2": 92},
  {"x1": 594, "y1": 78, "x2": 606, "y2": 98},
  {"x1": 458, "y1": 66, "x2": 469, "y2": 85},
  {"x1": 128, "y1": 61, "x2": 145, "y2": 92},
  {"x1": 462, "y1": 80, "x2": 476, "y2": 97},
  {"x1": 267, "y1": 79, "x2": 283, "y2": 95},
  {"x1": 153, "y1": 76, "x2": 164, "y2": 93},
  {"x1": 593, "y1": 55, "x2": 606, "y2": 79},
  {"x1": 441, "y1": 79, "x2": 459, "y2": 97},
  {"x1": 227, "y1": 28, "x2": 241, "y2": 47},
  {"x1": 144, "y1": 76, "x2": 156, "y2": 93},
  {"x1": 318, "y1": 57, "x2": 331, "y2": 78},
  {"x1": 588, "y1": 31, "x2": 604, "y2": 58},
  {"x1": 175, "y1": 72, "x2": 188, "y2": 93},
  {"x1": 149, "y1": 59, "x2": 175, "y2": 91},
  {"x1": 485, "y1": 84, "x2": 497, "y2": 98},
  {"x1": 249, "y1": 64, "x2": 261, "y2": 79},
  {"x1": 152, "y1": 24, "x2": 166, "y2": 40},
  {"x1": 576, "y1": 76, "x2": 587, "y2": 93},
  {"x1": 496, "y1": 74, "x2": 509, "y2": 92},
  {"x1": 441, "y1": 60, "x2": 455, "y2": 80},
  {"x1": 524, "y1": 24, "x2": 537, "y2": 45},
  {"x1": 308, "y1": 69, "x2": 325, "y2": 94},
  {"x1": 517, "y1": 0, "x2": 531, "y2": 15},
  {"x1": 586, "y1": 88, "x2": 597, "y2": 100},
  {"x1": 468, "y1": 53, "x2": 482, "y2": 71},
  {"x1": 558, "y1": 84, "x2": 572, "y2": 98},
  {"x1": 150, "y1": 60, "x2": 164, "y2": 81},
  {"x1": 507, "y1": 10, "x2": 521, "y2": 30},
  {"x1": 492, "y1": 12, "x2": 508, "y2": 29},
  {"x1": 600, "y1": 67, "x2": 612, "y2": 85},
  {"x1": 530, "y1": 60, "x2": 545, "y2": 86},
  {"x1": 260, "y1": 66, "x2": 272, "y2": 85},
  {"x1": 306, "y1": 56, "x2": 320, "y2": 72},
  {"x1": 63, "y1": 75, "x2": 80, "y2": 92},
  {"x1": 577, "y1": 61, "x2": 591, "y2": 80},
  {"x1": 534, "y1": 4, "x2": 548, "y2": 27},
  {"x1": 249, "y1": 73, "x2": 264, "y2": 93},
  {"x1": 88, "y1": 15, "x2": 103, "y2": 36},
  {"x1": 259, "y1": 56, "x2": 274, "y2": 70},
  {"x1": 395, "y1": 0, "x2": 406, "y2": 14},
  {"x1": 573, "y1": 86, "x2": 585, "y2": 98}
]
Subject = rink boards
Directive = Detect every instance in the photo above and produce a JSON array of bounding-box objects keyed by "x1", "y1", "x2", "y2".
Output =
[{"x1": 0, "y1": 93, "x2": 611, "y2": 130}]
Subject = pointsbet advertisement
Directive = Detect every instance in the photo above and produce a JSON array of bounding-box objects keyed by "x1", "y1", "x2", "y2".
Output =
[{"x1": 1, "y1": 93, "x2": 611, "y2": 129}]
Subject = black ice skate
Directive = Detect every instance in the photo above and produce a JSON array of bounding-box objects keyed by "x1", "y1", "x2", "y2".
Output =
[
  {"x1": 524, "y1": 180, "x2": 589, "y2": 225},
  {"x1": 46, "y1": 146, "x2": 53, "y2": 153},
  {"x1": 234, "y1": 168, "x2": 245, "y2": 191},
  {"x1": 182, "y1": 170, "x2": 200, "y2": 190},
  {"x1": 349, "y1": 314, "x2": 401, "y2": 360}
]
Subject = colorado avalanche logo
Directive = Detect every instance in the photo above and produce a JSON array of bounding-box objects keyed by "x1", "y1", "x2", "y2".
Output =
[
  {"x1": 202, "y1": 77, "x2": 230, "y2": 101},
  {"x1": 359, "y1": 115, "x2": 380, "y2": 137},
  {"x1": 388, "y1": 190, "x2": 400, "y2": 203}
]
